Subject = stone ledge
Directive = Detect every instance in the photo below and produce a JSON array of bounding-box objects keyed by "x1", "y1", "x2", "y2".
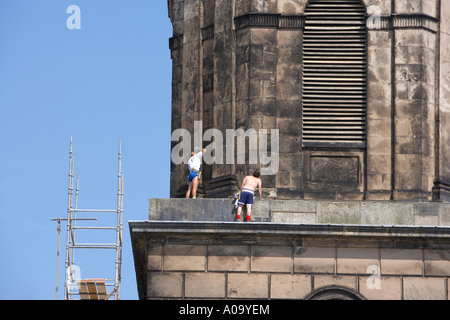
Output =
[
  {"x1": 148, "y1": 198, "x2": 450, "y2": 227},
  {"x1": 131, "y1": 220, "x2": 450, "y2": 239}
]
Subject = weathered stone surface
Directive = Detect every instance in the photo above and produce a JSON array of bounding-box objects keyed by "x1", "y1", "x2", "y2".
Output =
[
  {"x1": 147, "y1": 272, "x2": 183, "y2": 298},
  {"x1": 163, "y1": 245, "x2": 206, "y2": 271},
  {"x1": 251, "y1": 245, "x2": 292, "y2": 272},
  {"x1": 208, "y1": 245, "x2": 249, "y2": 271},
  {"x1": 227, "y1": 273, "x2": 269, "y2": 298},
  {"x1": 150, "y1": 0, "x2": 450, "y2": 302},
  {"x1": 168, "y1": 0, "x2": 448, "y2": 202},
  {"x1": 337, "y1": 248, "x2": 379, "y2": 274},
  {"x1": 294, "y1": 247, "x2": 335, "y2": 274},
  {"x1": 424, "y1": 249, "x2": 450, "y2": 276},
  {"x1": 380, "y1": 249, "x2": 423, "y2": 275},
  {"x1": 313, "y1": 275, "x2": 357, "y2": 291},
  {"x1": 403, "y1": 277, "x2": 446, "y2": 300},
  {"x1": 185, "y1": 273, "x2": 226, "y2": 298},
  {"x1": 149, "y1": 198, "x2": 450, "y2": 226},
  {"x1": 131, "y1": 220, "x2": 450, "y2": 300},
  {"x1": 270, "y1": 274, "x2": 311, "y2": 299},
  {"x1": 358, "y1": 276, "x2": 402, "y2": 300}
]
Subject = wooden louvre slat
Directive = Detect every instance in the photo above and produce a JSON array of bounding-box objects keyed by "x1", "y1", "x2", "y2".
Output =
[{"x1": 302, "y1": 0, "x2": 367, "y2": 147}]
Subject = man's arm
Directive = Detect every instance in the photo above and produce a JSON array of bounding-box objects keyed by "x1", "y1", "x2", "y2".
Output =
[
  {"x1": 196, "y1": 148, "x2": 206, "y2": 159},
  {"x1": 258, "y1": 179, "x2": 262, "y2": 200}
]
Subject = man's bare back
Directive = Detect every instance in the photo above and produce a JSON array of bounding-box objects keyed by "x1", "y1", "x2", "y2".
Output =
[
  {"x1": 236, "y1": 169, "x2": 262, "y2": 221},
  {"x1": 241, "y1": 176, "x2": 261, "y2": 196},
  {"x1": 241, "y1": 173, "x2": 262, "y2": 200}
]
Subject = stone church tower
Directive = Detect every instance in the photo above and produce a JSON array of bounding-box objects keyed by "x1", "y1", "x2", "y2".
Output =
[
  {"x1": 168, "y1": 0, "x2": 450, "y2": 202},
  {"x1": 129, "y1": 0, "x2": 450, "y2": 301}
]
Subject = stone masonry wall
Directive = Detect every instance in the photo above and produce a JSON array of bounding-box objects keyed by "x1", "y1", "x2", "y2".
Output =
[
  {"x1": 130, "y1": 219, "x2": 450, "y2": 300},
  {"x1": 168, "y1": 0, "x2": 448, "y2": 202},
  {"x1": 146, "y1": 241, "x2": 449, "y2": 300}
]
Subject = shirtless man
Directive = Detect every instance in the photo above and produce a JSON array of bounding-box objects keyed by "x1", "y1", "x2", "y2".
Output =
[{"x1": 236, "y1": 169, "x2": 262, "y2": 221}]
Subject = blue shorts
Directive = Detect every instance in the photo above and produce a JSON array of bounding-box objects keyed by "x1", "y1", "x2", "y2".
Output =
[
  {"x1": 238, "y1": 191, "x2": 254, "y2": 206},
  {"x1": 188, "y1": 171, "x2": 198, "y2": 183}
]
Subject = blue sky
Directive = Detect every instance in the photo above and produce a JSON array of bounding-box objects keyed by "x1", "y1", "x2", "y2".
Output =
[{"x1": 0, "y1": 0, "x2": 172, "y2": 299}]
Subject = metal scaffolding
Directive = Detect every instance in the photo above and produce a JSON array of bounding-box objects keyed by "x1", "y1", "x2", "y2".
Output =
[{"x1": 59, "y1": 137, "x2": 124, "y2": 300}]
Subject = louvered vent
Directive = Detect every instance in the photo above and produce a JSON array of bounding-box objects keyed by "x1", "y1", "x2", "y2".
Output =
[{"x1": 302, "y1": 0, "x2": 367, "y2": 148}]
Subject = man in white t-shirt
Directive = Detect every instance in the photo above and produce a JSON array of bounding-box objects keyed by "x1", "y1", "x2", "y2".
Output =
[{"x1": 185, "y1": 148, "x2": 205, "y2": 199}]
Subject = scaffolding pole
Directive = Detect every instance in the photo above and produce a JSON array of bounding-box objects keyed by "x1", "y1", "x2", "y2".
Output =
[{"x1": 60, "y1": 137, "x2": 124, "y2": 300}]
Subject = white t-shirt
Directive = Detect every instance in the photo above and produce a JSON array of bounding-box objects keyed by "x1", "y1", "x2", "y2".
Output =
[{"x1": 188, "y1": 152, "x2": 203, "y2": 171}]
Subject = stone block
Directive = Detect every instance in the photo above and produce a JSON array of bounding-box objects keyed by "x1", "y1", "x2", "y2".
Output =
[
  {"x1": 227, "y1": 273, "x2": 269, "y2": 298},
  {"x1": 277, "y1": 0, "x2": 306, "y2": 14},
  {"x1": 208, "y1": 245, "x2": 249, "y2": 272},
  {"x1": 368, "y1": 66, "x2": 391, "y2": 83},
  {"x1": 380, "y1": 249, "x2": 423, "y2": 275},
  {"x1": 365, "y1": 0, "x2": 392, "y2": 15},
  {"x1": 360, "y1": 202, "x2": 414, "y2": 225},
  {"x1": 270, "y1": 274, "x2": 311, "y2": 299},
  {"x1": 366, "y1": 173, "x2": 391, "y2": 192},
  {"x1": 337, "y1": 248, "x2": 379, "y2": 274},
  {"x1": 368, "y1": 29, "x2": 391, "y2": 48},
  {"x1": 272, "y1": 211, "x2": 316, "y2": 224},
  {"x1": 414, "y1": 214, "x2": 439, "y2": 226},
  {"x1": 149, "y1": 198, "x2": 234, "y2": 221},
  {"x1": 251, "y1": 246, "x2": 292, "y2": 272},
  {"x1": 368, "y1": 47, "x2": 392, "y2": 67},
  {"x1": 368, "y1": 81, "x2": 391, "y2": 101},
  {"x1": 147, "y1": 245, "x2": 162, "y2": 271},
  {"x1": 395, "y1": 0, "x2": 437, "y2": 17},
  {"x1": 316, "y1": 201, "x2": 361, "y2": 225},
  {"x1": 270, "y1": 200, "x2": 316, "y2": 213},
  {"x1": 276, "y1": 100, "x2": 300, "y2": 118},
  {"x1": 250, "y1": 28, "x2": 277, "y2": 45},
  {"x1": 367, "y1": 101, "x2": 391, "y2": 119},
  {"x1": 367, "y1": 155, "x2": 391, "y2": 175},
  {"x1": 277, "y1": 29, "x2": 303, "y2": 48},
  {"x1": 438, "y1": 204, "x2": 450, "y2": 226},
  {"x1": 294, "y1": 247, "x2": 335, "y2": 274},
  {"x1": 252, "y1": 200, "x2": 270, "y2": 220},
  {"x1": 147, "y1": 272, "x2": 183, "y2": 298},
  {"x1": 403, "y1": 277, "x2": 446, "y2": 300},
  {"x1": 313, "y1": 275, "x2": 357, "y2": 291},
  {"x1": 358, "y1": 276, "x2": 402, "y2": 300},
  {"x1": 185, "y1": 273, "x2": 226, "y2": 298},
  {"x1": 276, "y1": 80, "x2": 301, "y2": 101},
  {"x1": 424, "y1": 250, "x2": 450, "y2": 276},
  {"x1": 367, "y1": 119, "x2": 391, "y2": 139},
  {"x1": 164, "y1": 245, "x2": 206, "y2": 271}
]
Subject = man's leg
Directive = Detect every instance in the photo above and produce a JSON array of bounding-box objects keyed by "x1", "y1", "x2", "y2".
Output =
[
  {"x1": 186, "y1": 181, "x2": 192, "y2": 198},
  {"x1": 192, "y1": 177, "x2": 199, "y2": 199},
  {"x1": 246, "y1": 204, "x2": 252, "y2": 221},
  {"x1": 236, "y1": 204, "x2": 243, "y2": 220}
]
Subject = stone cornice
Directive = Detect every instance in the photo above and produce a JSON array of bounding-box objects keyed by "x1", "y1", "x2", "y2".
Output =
[
  {"x1": 234, "y1": 13, "x2": 304, "y2": 30},
  {"x1": 130, "y1": 220, "x2": 450, "y2": 239},
  {"x1": 369, "y1": 14, "x2": 439, "y2": 33},
  {"x1": 169, "y1": 13, "x2": 440, "y2": 50},
  {"x1": 233, "y1": 12, "x2": 439, "y2": 33}
]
